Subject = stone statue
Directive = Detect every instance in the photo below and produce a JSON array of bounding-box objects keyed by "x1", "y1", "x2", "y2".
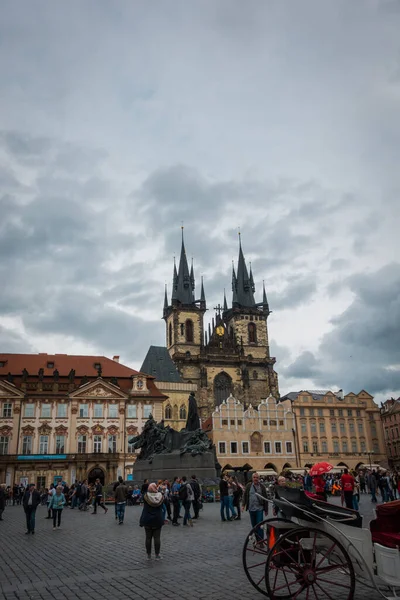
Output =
[
  {"x1": 68, "y1": 369, "x2": 75, "y2": 382},
  {"x1": 22, "y1": 368, "x2": 29, "y2": 382},
  {"x1": 186, "y1": 392, "x2": 200, "y2": 431},
  {"x1": 110, "y1": 377, "x2": 119, "y2": 386},
  {"x1": 53, "y1": 369, "x2": 59, "y2": 381},
  {"x1": 38, "y1": 368, "x2": 44, "y2": 381},
  {"x1": 7, "y1": 372, "x2": 13, "y2": 383},
  {"x1": 180, "y1": 429, "x2": 212, "y2": 456},
  {"x1": 81, "y1": 375, "x2": 89, "y2": 385}
]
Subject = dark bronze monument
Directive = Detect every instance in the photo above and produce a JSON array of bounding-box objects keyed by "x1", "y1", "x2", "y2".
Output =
[{"x1": 128, "y1": 393, "x2": 218, "y2": 482}]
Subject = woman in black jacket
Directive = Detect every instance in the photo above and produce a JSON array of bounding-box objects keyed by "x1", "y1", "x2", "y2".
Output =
[{"x1": 140, "y1": 482, "x2": 164, "y2": 560}]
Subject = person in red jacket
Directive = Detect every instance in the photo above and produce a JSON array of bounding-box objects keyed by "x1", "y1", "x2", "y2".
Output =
[
  {"x1": 313, "y1": 475, "x2": 327, "y2": 501},
  {"x1": 341, "y1": 469, "x2": 355, "y2": 509}
]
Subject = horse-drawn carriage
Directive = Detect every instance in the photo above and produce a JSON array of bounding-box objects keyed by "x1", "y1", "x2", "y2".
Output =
[{"x1": 243, "y1": 485, "x2": 400, "y2": 599}]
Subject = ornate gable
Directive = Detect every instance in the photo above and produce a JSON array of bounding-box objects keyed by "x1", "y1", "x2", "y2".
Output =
[
  {"x1": 0, "y1": 425, "x2": 12, "y2": 437},
  {"x1": 55, "y1": 425, "x2": 68, "y2": 435},
  {"x1": 76, "y1": 425, "x2": 89, "y2": 436},
  {"x1": 107, "y1": 425, "x2": 119, "y2": 435},
  {"x1": 71, "y1": 379, "x2": 127, "y2": 400},
  {"x1": 21, "y1": 425, "x2": 35, "y2": 435},
  {"x1": 126, "y1": 425, "x2": 138, "y2": 435},
  {"x1": 38, "y1": 422, "x2": 52, "y2": 435},
  {"x1": 92, "y1": 423, "x2": 105, "y2": 435},
  {"x1": 0, "y1": 380, "x2": 25, "y2": 398}
]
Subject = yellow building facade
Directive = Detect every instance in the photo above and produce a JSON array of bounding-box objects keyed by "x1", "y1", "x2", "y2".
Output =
[{"x1": 285, "y1": 390, "x2": 387, "y2": 470}]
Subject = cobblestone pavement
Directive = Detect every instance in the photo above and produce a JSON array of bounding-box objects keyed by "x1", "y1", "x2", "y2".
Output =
[{"x1": 0, "y1": 494, "x2": 393, "y2": 600}]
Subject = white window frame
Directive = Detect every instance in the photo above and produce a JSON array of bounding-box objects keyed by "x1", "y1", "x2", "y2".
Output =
[
  {"x1": 79, "y1": 404, "x2": 88, "y2": 418},
  {"x1": 55, "y1": 435, "x2": 65, "y2": 454},
  {"x1": 127, "y1": 440, "x2": 135, "y2": 453},
  {"x1": 303, "y1": 441, "x2": 309, "y2": 453},
  {"x1": 77, "y1": 435, "x2": 87, "y2": 453},
  {"x1": 0, "y1": 436, "x2": 9, "y2": 455},
  {"x1": 143, "y1": 405, "x2": 152, "y2": 419},
  {"x1": 230, "y1": 441, "x2": 238, "y2": 454},
  {"x1": 57, "y1": 403, "x2": 67, "y2": 418},
  {"x1": 2, "y1": 403, "x2": 12, "y2": 418},
  {"x1": 22, "y1": 436, "x2": 32, "y2": 454},
  {"x1": 41, "y1": 403, "x2": 51, "y2": 418},
  {"x1": 127, "y1": 405, "x2": 137, "y2": 419},
  {"x1": 218, "y1": 441, "x2": 226, "y2": 454},
  {"x1": 108, "y1": 434, "x2": 117, "y2": 453},
  {"x1": 321, "y1": 441, "x2": 328, "y2": 453},
  {"x1": 94, "y1": 404, "x2": 103, "y2": 418},
  {"x1": 285, "y1": 441, "x2": 293, "y2": 454},
  {"x1": 109, "y1": 404, "x2": 118, "y2": 419},
  {"x1": 333, "y1": 440, "x2": 340, "y2": 452},
  {"x1": 242, "y1": 441, "x2": 249, "y2": 454},
  {"x1": 39, "y1": 435, "x2": 49, "y2": 454},
  {"x1": 24, "y1": 403, "x2": 35, "y2": 418},
  {"x1": 264, "y1": 441, "x2": 271, "y2": 454},
  {"x1": 93, "y1": 435, "x2": 102, "y2": 453},
  {"x1": 275, "y1": 441, "x2": 282, "y2": 454}
]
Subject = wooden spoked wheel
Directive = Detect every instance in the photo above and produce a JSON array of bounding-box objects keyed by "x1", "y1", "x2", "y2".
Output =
[
  {"x1": 265, "y1": 526, "x2": 356, "y2": 600},
  {"x1": 242, "y1": 517, "x2": 295, "y2": 597}
]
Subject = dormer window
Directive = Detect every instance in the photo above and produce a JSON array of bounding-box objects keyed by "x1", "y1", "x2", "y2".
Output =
[
  {"x1": 47, "y1": 362, "x2": 54, "y2": 369},
  {"x1": 94, "y1": 363, "x2": 101, "y2": 370}
]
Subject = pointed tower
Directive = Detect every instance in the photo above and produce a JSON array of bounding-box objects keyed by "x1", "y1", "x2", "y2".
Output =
[{"x1": 163, "y1": 228, "x2": 206, "y2": 368}]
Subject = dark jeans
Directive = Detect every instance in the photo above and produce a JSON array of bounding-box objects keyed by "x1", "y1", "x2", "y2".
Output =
[
  {"x1": 193, "y1": 499, "x2": 201, "y2": 518},
  {"x1": 249, "y1": 509, "x2": 264, "y2": 540},
  {"x1": 116, "y1": 502, "x2": 126, "y2": 522},
  {"x1": 183, "y1": 500, "x2": 192, "y2": 525},
  {"x1": 164, "y1": 499, "x2": 172, "y2": 520},
  {"x1": 371, "y1": 489, "x2": 377, "y2": 502},
  {"x1": 171, "y1": 497, "x2": 180, "y2": 524},
  {"x1": 145, "y1": 527, "x2": 161, "y2": 556},
  {"x1": 53, "y1": 509, "x2": 62, "y2": 527},
  {"x1": 25, "y1": 507, "x2": 37, "y2": 532},
  {"x1": 93, "y1": 496, "x2": 107, "y2": 513},
  {"x1": 343, "y1": 491, "x2": 354, "y2": 509},
  {"x1": 220, "y1": 496, "x2": 231, "y2": 521}
]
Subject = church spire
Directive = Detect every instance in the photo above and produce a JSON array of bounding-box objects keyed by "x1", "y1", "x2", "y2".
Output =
[
  {"x1": 262, "y1": 280, "x2": 270, "y2": 314},
  {"x1": 163, "y1": 284, "x2": 168, "y2": 317},
  {"x1": 223, "y1": 289, "x2": 228, "y2": 312},
  {"x1": 233, "y1": 234, "x2": 256, "y2": 308},
  {"x1": 174, "y1": 227, "x2": 195, "y2": 305},
  {"x1": 232, "y1": 262, "x2": 238, "y2": 307},
  {"x1": 190, "y1": 258, "x2": 195, "y2": 291},
  {"x1": 200, "y1": 276, "x2": 206, "y2": 310}
]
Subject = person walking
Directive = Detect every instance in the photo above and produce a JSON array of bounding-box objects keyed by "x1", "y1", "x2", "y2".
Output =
[
  {"x1": 0, "y1": 483, "x2": 6, "y2": 521},
  {"x1": 45, "y1": 484, "x2": 55, "y2": 519},
  {"x1": 171, "y1": 476, "x2": 181, "y2": 526},
  {"x1": 341, "y1": 469, "x2": 355, "y2": 509},
  {"x1": 232, "y1": 476, "x2": 243, "y2": 520},
  {"x1": 242, "y1": 472, "x2": 269, "y2": 540},
  {"x1": 49, "y1": 485, "x2": 66, "y2": 530},
  {"x1": 190, "y1": 475, "x2": 202, "y2": 520},
  {"x1": 23, "y1": 483, "x2": 41, "y2": 535},
  {"x1": 79, "y1": 480, "x2": 88, "y2": 511},
  {"x1": 180, "y1": 476, "x2": 194, "y2": 526},
  {"x1": 227, "y1": 476, "x2": 237, "y2": 519},
  {"x1": 92, "y1": 478, "x2": 108, "y2": 515},
  {"x1": 113, "y1": 476, "x2": 124, "y2": 520},
  {"x1": 139, "y1": 482, "x2": 164, "y2": 560},
  {"x1": 115, "y1": 477, "x2": 128, "y2": 524},
  {"x1": 368, "y1": 470, "x2": 378, "y2": 503}
]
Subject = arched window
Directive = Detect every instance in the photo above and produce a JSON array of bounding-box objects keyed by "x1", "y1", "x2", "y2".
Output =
[
  {"x1": 168, "y1": 322, "x2": 173, "y2": 347},
  {"x1": 248, "y1": 322, "x2": 257, "y2": 344},
  {"x1": 213, "y1": 372, "x2": 233, "y2": 407},
  {"x1": 179, "y1": 405, "x2": 187, "y2": 420},
  {"x1": 185, "y1": 319, "x2": 194, "y2": 342},
  {"x1": 165, "y1": 405, "x2": 172, "y2": 420}
]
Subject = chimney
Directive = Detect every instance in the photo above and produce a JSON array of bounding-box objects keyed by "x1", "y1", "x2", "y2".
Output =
[{"x1": 113, "y1": 355, "x2": 120, "y2": 363}]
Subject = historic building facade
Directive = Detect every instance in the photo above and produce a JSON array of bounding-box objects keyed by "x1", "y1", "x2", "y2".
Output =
[
  {"x1": 161, "y1": 231, "x2": 279, "y2": 421},
  {"x1": 380, "y1": 398, "x2": 400, "y2": 468},
  {"x1": 0, "y1": 354, "x2": 166, "y2": 488},
  {"x1": 281, "y1": 390, "x2": 387, "y2": 471},
  {"x1": 204, "y1": 394, "x2": 296, "y2": 474}
]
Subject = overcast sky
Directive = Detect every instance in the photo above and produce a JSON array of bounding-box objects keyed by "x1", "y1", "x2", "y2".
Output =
[{"x1": 1, "y1": 1, "x2": 399, "y2": 403}]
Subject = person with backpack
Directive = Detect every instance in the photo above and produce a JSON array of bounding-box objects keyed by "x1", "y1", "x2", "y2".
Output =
[
  {"x1": 114, "y1": 477, "x2": 128, "y2": 524},
  {"x1": 140, "y1": 482, "x2": 164, "y2": 560},
  {"x1": 92, "y1": 478, "x2": 108, "y2": 515},
  {"x1": 190, "y1": 475, "x2": 202, "y2": 519},
  {"x1": 179, "y1": 476, "x2": 194, "y2": 526},
  {"x1": 113, "y1": 476, "x2": 124, "y2": 520}
]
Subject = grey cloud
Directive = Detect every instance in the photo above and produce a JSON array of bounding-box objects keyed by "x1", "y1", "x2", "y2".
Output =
[{"x1": 269, "y1": 276, "x2": 317, "y2": 311}]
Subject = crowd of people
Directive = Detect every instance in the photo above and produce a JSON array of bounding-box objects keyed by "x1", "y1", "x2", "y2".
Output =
[{"x1": 1, "y1": 466, "x2": 399, "y2": 559}]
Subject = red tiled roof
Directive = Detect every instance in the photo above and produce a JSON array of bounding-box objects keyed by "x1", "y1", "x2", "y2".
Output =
[
  {"x1": 0, "y1": 353, "x2": 167, "y2": 399},
  {"x1": 0, "y1": 353, "x2": 141, "y2": 378}
]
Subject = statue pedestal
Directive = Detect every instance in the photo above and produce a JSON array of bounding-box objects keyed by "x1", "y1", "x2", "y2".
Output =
[{"x1": 131, "y1": 450, "x2": 217, "y2": 484}]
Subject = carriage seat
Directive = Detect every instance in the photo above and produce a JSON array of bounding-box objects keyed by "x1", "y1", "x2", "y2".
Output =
[
  {"x1": 274, "y1": 486, "x2": 362, "y2": 528},
  {"x1": 370, "y1": 500, "x2": 400, "y2": 548}
]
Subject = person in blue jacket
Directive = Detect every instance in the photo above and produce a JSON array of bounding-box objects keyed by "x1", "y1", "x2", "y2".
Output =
[{"x1": 48, "y1": 485, "x2": 66, "y2": 530}]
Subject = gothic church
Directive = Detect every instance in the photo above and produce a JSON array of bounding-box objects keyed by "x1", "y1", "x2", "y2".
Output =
[{"x1": 158, "y1": 232, "x2": 280, "y2": 420}]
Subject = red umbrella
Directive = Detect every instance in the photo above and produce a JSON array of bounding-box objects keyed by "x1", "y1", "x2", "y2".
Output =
[{"x1": 309, "y1": 462, "x2": 334, "y2": 476}]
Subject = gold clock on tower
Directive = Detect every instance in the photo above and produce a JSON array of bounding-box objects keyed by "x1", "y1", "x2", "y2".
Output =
[{"x1": 216, "y1": 325, "x2": 224, "y2": 337}]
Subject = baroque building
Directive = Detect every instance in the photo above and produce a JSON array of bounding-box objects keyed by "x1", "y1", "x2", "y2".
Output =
[
  {"x1": 161, "y1": 231, "x2": 279, "y2": 421},
  {"x1": 0, "y1": 353, "x2": 166, "y2": 488},
  {"x1": 281, "y1": 389, "x2": 387, "y2": 471},
  {"x1": 380, "y1": 398, "x2": 400, "y2": 469}
]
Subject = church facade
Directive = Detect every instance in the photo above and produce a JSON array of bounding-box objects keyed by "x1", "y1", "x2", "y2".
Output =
[{"x1": 162, "y1": 232, "x2": 279, "y2": 420}]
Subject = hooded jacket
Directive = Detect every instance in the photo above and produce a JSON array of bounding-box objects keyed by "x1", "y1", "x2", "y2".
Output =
[{"x1": 139, "y1": 492, "x2": 164, "y2": 529}]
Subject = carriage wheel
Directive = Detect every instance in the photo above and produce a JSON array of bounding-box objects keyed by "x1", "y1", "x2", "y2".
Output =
[
  {"x1": 242, "y1": 517, "x2": 295, "y2": 597},
  {"x1": 265, "y1": 526, "x2": 355, "y2": 600}
]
